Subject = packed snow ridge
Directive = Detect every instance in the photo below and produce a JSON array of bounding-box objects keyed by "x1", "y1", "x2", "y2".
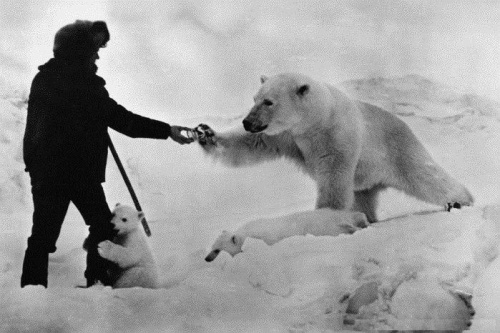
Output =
[{"x1": 342, "y1": 74, "x2": 500, "y2": 120}]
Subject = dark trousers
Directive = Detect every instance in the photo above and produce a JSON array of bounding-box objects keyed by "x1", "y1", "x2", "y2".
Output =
[{"x1": 21, "y1": 182, "x2": 115, "y2": 287}]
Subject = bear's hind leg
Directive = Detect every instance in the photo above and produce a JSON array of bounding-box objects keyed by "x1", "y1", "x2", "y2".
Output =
[
  {"x1": 353, "y1": 185, "x2": 385, "y2": 223},
  {"x1": 392, "y1": 156, "x2": 474, "y2": 210}
]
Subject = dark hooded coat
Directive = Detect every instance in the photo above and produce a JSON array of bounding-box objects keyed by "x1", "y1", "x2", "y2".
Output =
[
  {"x1": 21, "y1": 20, "x2": 174, "y2": 289},
  {"x1": 23, "y1": 59, "x2": 171, "y2": 185}
]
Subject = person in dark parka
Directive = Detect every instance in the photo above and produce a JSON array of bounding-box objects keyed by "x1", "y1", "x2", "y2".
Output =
[{"x1": 21, "y1": 20, "x2": 194, "y2": 288}]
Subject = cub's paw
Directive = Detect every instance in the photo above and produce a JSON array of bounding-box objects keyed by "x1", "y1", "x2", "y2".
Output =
[
  {"x1": 352, "y1": 212, "x2": 370, "y2": 228},
  {"x1": 338, "y1": 223, "x2": 359, "y2": 234},
  {"x1": 194, "y1": 124, "x2": 216, "y2": 146},
  {"x1": 97, "y1": 240, "x2": 114, "y2": 259}
]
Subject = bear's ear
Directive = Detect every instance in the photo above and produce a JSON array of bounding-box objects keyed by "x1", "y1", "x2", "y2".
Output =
[
  {"x1": 297, "y1": 84, "x2": 309, "y2": 97},
  {"x1": 231, "y1": 235, "x2": 244, "y2": 246},
  {"x1": 138, "y1": 211, "x2": 144, "y2": 220},
  {"x1": 260, "y1": 75, "x2": 268, "y2": 84}
]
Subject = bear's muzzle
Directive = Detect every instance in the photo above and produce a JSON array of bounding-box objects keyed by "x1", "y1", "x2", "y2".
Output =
[{"x1": 242, "y1": 119, "x2": 267, "y2": 133}]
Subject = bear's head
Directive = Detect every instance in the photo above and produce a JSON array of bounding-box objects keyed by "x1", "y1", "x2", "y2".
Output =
[
  {"x1": 205, "y1": 231, "x2": 245, "y2": 262},
  {"x1": 242, "y1": 73, "x2": 326, "y2": 135},
  {"x1": 110, "y1": 203, "x2": 144, "y2": 236}
]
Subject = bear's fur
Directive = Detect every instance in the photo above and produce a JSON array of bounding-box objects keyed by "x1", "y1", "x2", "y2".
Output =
[
  {"x1": 205, "y1": 208, "x2": 368, "y2": 262},
  {"x1": 199, "y1": 73, "x2": 474, "y2": 222},
  {"x1": 97, "y1": 204, "x2": 159, "y2": 289}
]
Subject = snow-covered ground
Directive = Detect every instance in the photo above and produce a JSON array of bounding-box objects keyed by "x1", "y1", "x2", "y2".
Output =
[{"x1": 1, "y1": 75, "x2": 499, "y2": 332}]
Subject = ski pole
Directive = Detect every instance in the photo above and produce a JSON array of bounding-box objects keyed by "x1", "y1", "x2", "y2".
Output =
[{"x1": 107, "y1": 133, "x2": 152, "y2": 237}]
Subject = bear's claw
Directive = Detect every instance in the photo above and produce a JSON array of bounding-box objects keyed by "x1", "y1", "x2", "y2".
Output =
[
  {"x1": 446, "y1": 202, "x2": 462, "y2": 212},
  {"x1": 194, "y1": 124, "x2": 216, "y2": 146}
]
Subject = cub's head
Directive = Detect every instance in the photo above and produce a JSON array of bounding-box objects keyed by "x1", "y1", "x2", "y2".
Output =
[
  {"x1": 205, "y1": 231, "x2": 245, "y2": 262},
  {"x1": 242, "y1": 73, "x2": 320, "y2": 135},
  {"x1": 110, "y1": 203, "x2": 144, "y2": 236}
]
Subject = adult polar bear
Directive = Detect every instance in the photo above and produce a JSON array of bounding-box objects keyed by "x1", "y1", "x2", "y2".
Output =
[{"x1": 198, "y1": 73, "x2": 473, "y2": 222}]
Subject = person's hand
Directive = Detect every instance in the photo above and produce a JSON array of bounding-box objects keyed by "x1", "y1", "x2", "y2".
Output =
[{"x1": 169, "y1": 126, "x2": 195, "y2": 145}]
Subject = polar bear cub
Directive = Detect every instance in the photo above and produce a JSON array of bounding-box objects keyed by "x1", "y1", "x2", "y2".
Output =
[
  {"x1": 205, "y1": 208, "x2": 368, "y2": 262},
  {"x1": 98, "y1": 204, "x2": 159, "y2": 289}
]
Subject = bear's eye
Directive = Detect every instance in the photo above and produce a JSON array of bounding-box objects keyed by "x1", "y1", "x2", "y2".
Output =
[
  {"x1": 263, "y1": 99, "x2": 273, "y2": 106},
  {"x1": 122, "y1": 218, "x2": 127, "y2": 222}
]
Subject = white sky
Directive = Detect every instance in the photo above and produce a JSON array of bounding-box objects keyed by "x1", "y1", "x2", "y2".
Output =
[{"x1": 1, "y1": 0, "x2": 500, "y2": 120}]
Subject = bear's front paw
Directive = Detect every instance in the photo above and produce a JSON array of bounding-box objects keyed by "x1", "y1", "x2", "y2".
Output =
[
  {"x1": 98, "y1": 240, "x2": 114, "y2": 259},
  {"x1": 194, "y1": 124, "x2": 216, "y2": 146}
]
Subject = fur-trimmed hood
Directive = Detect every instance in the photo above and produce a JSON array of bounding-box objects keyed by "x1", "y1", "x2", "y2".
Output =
[{"x1": 53, "y1": 20, "x2": 110, "y2": 61}]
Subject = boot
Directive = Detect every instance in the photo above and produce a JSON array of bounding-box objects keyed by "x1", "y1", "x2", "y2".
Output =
[{"x1": 21, "y1": 249, "x2": 49, "y2": 288}]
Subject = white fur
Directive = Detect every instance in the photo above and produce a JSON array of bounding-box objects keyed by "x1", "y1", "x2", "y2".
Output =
[
  {"x1": 205, "y1": 208, "x2": 368, "y2": 261},
  {"x1": 98, "y1": 204, "x2": 159, "y2": 289},
  {"x1": 201, "y1": 73, "x2": 474, "y2": 222}
]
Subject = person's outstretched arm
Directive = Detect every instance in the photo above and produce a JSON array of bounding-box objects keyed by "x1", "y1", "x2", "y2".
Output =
[{"x1": 104, "y1": 96, "x2": 193, "y2": 144}]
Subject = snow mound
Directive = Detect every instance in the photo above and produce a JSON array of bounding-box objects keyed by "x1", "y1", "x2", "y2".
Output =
[
  {"x1": 273, "y1": 206, "x2": 498, "y2": 331},
  {"x1": 3, "y1": 205, "x2": 497, "y2": 332},
  {"x1": 470, "y1": 204, "x2": 500, "y2": 332}
]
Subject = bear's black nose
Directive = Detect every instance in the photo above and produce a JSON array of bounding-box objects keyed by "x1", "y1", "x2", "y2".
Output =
[
  {"x1": 205, "y1": 249, "x2": 220, "y2": 262},
  {"x1": 242, "y1": 119, "x2": 252, "y2": 132},
  {"x1": 242, "y1": 119, "x2": 267, "y2": 133}
]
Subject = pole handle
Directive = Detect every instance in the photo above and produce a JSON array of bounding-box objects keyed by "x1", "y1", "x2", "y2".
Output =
[{"x1": 107, "y1": 134, "x2": 152, "y2": 237}]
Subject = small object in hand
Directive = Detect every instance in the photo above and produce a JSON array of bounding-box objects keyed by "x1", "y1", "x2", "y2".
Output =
[{"x1": 188, "y1": 124, "x2": 215, "y2": 145}]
